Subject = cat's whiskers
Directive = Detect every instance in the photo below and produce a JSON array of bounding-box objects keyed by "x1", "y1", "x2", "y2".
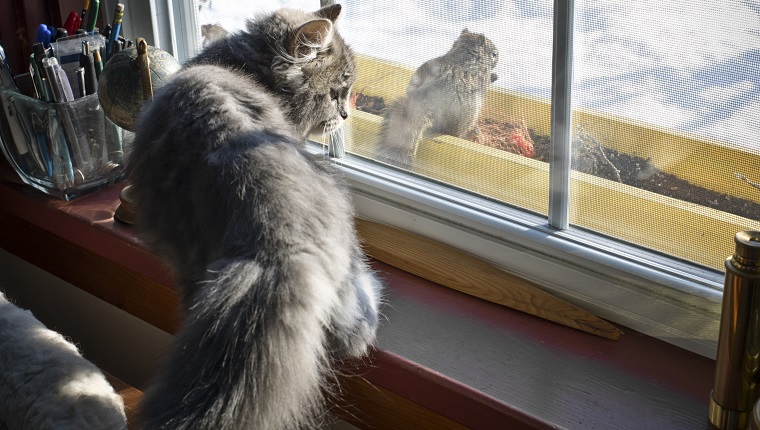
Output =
[{"x1": 319, "y1": 123, "x2": 330, "y2": 158}]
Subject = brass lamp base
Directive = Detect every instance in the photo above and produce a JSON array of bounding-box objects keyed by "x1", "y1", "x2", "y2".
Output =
[
  {"x1": 114, "y1": 184, "x2": 136, "y2": 225},
  {"x1": 709, "y1": 394, "x2": 748, "y2": 430}
]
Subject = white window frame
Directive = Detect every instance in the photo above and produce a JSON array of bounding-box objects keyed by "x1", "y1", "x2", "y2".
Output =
[{"x1": 131, "y1": 0, "x2": 726, "y2": 358}]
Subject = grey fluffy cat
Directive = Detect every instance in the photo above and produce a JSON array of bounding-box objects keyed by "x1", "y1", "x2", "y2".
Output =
[
  {"x1": 127, "y1": 5, "x2": 381, "y2": 429},
  {"x1": 378, "y1": 29, "x2": 499, "y2": 165}
]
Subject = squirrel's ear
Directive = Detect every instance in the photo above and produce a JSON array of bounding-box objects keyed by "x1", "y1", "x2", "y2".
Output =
[
  {"x1": 287, "y1": 18, "x2": 334, "y2": 58},
  {"x1": 461, "y1": 28, "x2": 470, "y2": 35},
  {"x1": 316, "y1": 3, "x2": 342, "y2": 23}
]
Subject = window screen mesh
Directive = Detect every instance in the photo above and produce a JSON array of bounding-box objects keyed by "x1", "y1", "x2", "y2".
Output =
[
  {"x1": 196, "y1": 0, "x2": 553, "y2": 216},
  {"x1": 194, "y1": 0, "x2": 760, "y2": 270},
  {"x1": 569, "y1": 0, "x2": 760, "y2": 268}
]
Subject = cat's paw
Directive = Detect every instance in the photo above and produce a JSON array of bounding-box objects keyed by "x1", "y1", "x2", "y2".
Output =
[{"x1": 328, "y1": 270, "x2": 382, "y2": 358}]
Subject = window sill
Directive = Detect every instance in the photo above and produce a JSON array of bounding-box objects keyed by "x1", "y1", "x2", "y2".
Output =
[{"x1": 0, "y1": 161, "x2": 716, "y2": 429}]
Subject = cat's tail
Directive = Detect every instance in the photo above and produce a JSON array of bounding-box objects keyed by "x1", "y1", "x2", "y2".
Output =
[
  {"x1": 376, "y1": 95, "x2": 433, "y2": 167},
  {"x1": 139, "y1": 256, "x2": 379, "y2": 430}
]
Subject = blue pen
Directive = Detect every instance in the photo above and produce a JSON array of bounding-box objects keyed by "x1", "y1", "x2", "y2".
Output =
[
  {"x1": 31, "y1": 111, "x2": 53, "y2": 177},
  {"x1": 36, "y1": 24, "x2": 51, "y2": 48},
  {"x1": 106, "y1": 3, "x2": 124, "y2": 60}
]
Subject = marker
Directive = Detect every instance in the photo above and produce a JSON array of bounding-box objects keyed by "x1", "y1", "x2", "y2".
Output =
[
  {"x1": 106, "y1": 4, "x2": 124, "y2": 61},
  {"x1": 36, "y1": 24, "x2": 51, "y2": 48},
  {"x1": 84, "y1": 0, "x2": 99, "y2": 34},
  {"x1": 79, "y1": 42, "x2": 97, "y2": 95},
  {"x1": 102, "y1": 24, "x2": 112, "y2": 41},
  {"x1": 64, "y1": 12, "x2": 80, "y2": 36}
]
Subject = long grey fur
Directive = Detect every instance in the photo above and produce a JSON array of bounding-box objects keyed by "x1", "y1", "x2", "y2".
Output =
[{"x1": 127, "y1": 5, "x2": 381, "y2": 429}]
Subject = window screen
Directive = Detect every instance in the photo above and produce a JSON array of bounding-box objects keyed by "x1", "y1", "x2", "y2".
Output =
[
  {"x1": 194, "y1": 0, "x2": 760, "y2": 271},
  {"x1": 570, "y1": 0, "x2": 760, "y2": 268},
  {"x1": 196, "y1": 0, "x2": 553, "y2": 216}
]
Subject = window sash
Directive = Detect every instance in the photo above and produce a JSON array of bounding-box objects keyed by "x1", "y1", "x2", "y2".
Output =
[{"x1": 136, "y1": 0, "x2": 726, "y2": 358}]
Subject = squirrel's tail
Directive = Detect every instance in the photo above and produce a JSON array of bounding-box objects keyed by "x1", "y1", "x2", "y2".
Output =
[
  {"x1": 139, "y1": 256, "x2": 376, "y2": 429},
  {"x1": 376, "y1": 96, "x2": 433, "y2": 166}
]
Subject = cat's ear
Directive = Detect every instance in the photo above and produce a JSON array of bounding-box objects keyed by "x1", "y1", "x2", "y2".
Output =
[
  {"x1": 287, "y1": 18, "x2": 334, "y2": 58},
  {"x1": 315, "y1": 4, "x2": 343, "y2": 23}
]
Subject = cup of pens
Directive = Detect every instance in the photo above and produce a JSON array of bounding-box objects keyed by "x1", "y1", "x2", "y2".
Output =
[{"x1": 0, "y1": 34, "x2": 131, "y2": 201}]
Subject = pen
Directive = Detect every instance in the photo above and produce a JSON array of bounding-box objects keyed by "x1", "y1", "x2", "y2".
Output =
[
  {"x1": 80, "y1": 0, "x2": 91, "y2": 30},
  {"x1": 106, "y1": 4, "x2": 124, "y2": 60},
  {"x1": 54, "y1": 62, "x2": 75, "y2": 103},
  {"x1": 41, "y1": 57, "x2": 62, "y2": 102},
  {"x1": 111, "y1": 38, "x2": 122, "y2": 57},
  {"x1": 42, "y1": 57, "x2": 75, "y2": 103},
  {"x1": 75, "y1": 67, "x2": 86, "y2": 98},
  {"x1": 0, "y1": 43, "x2": 18, "y2": 91},
  {"x1": 0, "y1": 44, "x2": 35, "y2": 166},
  {"x1": 85, "y1": 0, "x2": 99, "y2": 34},
  {"x1": 42, "y1": 56, "x2": 90, "y2": 177},
  {"x1": 31, "y1": 43, "x2": 53, "y2": 101},
  {"x1": 30, "y1": 111, "x2": 53, "y2": 176},
  {"x1": 80, "y1": 42, "x2": 97, "y2": 95},
  {"x1": 46, "y1": 111, "x2": 77, "y2": 189}
]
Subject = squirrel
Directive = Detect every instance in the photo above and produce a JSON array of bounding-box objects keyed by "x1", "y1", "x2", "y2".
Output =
[{"x1": 377, "y1": 29, "x2": 499, "y2": 166}]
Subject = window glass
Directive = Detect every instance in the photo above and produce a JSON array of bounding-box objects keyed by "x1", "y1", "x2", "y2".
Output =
[
  {"x1": 570, "y1": 0, "x2": 760, "y2": 268},
  {"x1": 196, "y1": 0, "x2": 553, "y2": 216},
  {"x1": 193, "y1": 0, "x2": 760, "y2": 271}
]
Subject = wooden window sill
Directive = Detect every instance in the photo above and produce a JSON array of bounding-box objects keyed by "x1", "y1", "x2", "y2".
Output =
[{"x1": 0, "y1": 161, "x2": 716, "y2": 429}]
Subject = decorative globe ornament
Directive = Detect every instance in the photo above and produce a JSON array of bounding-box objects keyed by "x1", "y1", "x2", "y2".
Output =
[
  {"x1": 101, "y1": 38, "x2": 181, "y2": 224},
  {"x1": 98, "y1": 38, "x2": 181, "y2": 131}
]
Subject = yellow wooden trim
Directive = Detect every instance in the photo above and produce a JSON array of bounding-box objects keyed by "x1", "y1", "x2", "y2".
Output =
[
  {"x1": 342, "y1": 109, "x2": 759, "y2": 270},
  {"x1": 354, "y1": 54, "x2": 760, "y2": 205}
]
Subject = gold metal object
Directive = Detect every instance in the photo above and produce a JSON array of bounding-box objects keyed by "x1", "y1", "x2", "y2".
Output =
[
  {"x1": 136, "y1": 38, "x2": 153, "y2": 101},
  {"x1": 112, "y1": 38, "x2": 156, "y2": 225},
  {"x1": 710, "y1": 231, "x2": 760, "y2": 429},
  {"x1": 114, "y1": 185, "x2": 136, "y2": 225}
]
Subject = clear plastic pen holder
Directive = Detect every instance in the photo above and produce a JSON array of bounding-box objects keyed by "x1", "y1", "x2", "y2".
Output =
[{"x1": 0, "y1": 89, "x2": 132, "y2": 200}]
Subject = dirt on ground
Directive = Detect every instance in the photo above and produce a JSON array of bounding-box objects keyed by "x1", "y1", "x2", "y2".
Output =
[{"x1": 354, "y1": 93, "x2": 760, "y2": 221}]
